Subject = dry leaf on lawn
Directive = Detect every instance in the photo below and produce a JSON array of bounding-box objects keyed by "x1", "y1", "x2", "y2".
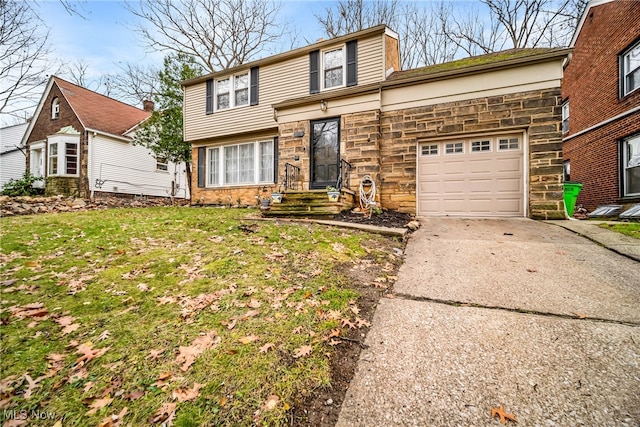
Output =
[
  {"x1": 86, "y1": 396, "x2": 113, "y2": 415},
  {"x1": 98, "y1": 406, "x2": 128, "y2": 427},
  {"x1": 148, "y1": 349, "x2": 164, "y2": 360},
  {"x1": 259, "y1": 343, "x2": 275, "y2": 353},
  {"x1": 262, "y1": 395, "x2": 279, "y2": 412},
  {"x1": 175, "y1": 331, "x2": 220, "y2": 371},
  {"x1": 172, "y1": 383, "x2": 203, "y2": 402},
  {"x1": 75, "y1": 342, "x2": 110, "y2": 365},
  {"x1": 125, "y1": 390, "x2": 145, "y2": 401},
  {"x1": 238, "y1": 335, "x2": 259, "y2": 344},
  {"x1": 98, "y1": 330, "x2": 111, "y2": 341},
  {"x1": 149, "y1": 402, "x2": 177, "y2": 425},
  {"x1": 293, "y1": 345, "x2": 312, "y2": 358}
]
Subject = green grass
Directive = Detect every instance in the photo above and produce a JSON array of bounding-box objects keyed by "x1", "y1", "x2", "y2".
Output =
[
  {"x1": 0, "y1": 207, "x2": 403, "y2": 426},
  {"x1": 598, "y1": 222, "x2": 640, "y2": 239}
]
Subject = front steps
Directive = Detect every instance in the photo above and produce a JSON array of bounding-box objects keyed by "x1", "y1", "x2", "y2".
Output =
[{"x1": 262, "y1": 189, "x2": 356, "y2": 217}]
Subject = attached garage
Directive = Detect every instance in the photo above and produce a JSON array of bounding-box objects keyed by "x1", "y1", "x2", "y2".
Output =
[{"x1": 417, "y1": 134, "x2": 525, "y2": 217}]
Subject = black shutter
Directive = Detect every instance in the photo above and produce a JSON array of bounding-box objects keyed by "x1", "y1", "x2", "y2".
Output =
[
  {"x1": 346, "y1": 40, "x2": 357, "y2": 87},
  {"x1": 205, "y1": 79, "x2": 213, "y2": 114},
  {"x1": 309, "y1": 50, "x2": 320, "y2": 94},
  {"x1": 273, "y1": 136, "x2": 279, "y2": 183},
  {"x1": 250, "y1": 66, "x2": 259, "y2": 105},
  {"x1": 197, "y1": 147, "x2": 205, "y2": 188}
]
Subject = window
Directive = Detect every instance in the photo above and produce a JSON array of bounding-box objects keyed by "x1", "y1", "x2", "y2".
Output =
[
  {"x1": 309, "y1": 41, "x2": 356, "y2": 94},
  {"x1": 49, "y1": 143, "x2": 58, "y2": 175},
  {"x1": 156, "y1": 157, "x2": 168, "y2": 172},
  {"x1": 498, "y1": 137, "x2": 520, "y2": 151},
  {"x1": 563, "y1": 160, "x2": 571, "y2": 182},
  {"x1": 621, "y1": 40, "x2": 640, "y2": 96},
  {"x1": 48, "y1": 141, "x2": 78, "y2": 176},
  {"x1": 51, "y1": 97, "x2": 59, "y2": 119},
  {"x1": 206, "y1": 140, "x2": 274, "y2": 186},
  {"x1": 562, "y1": 101, "x2": 569, "y2": 133},
  {"x1": 622, "y1": 134, "x2": 640, "y2": 196},
  {"x1": 471, "y1": 140, "x2": 491, "y2": 152},
  {"x1": 421, "y1": 144, "x2": 438, "y2": 156},
  {"x1": 234, "y1": 73, "x2": 249, "y2": 107},
  {"x1": 216, "y1": 78, "x2": 230, "y2": 110},
  {"x1": 445, "y1": 142, "x2": 463, "y2": 154},
  {"x1": 323, "y1": 48, "x2": 344, "y2": 89}
]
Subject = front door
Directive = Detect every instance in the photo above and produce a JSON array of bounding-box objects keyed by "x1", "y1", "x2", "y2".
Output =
[{"x1": 310, "y1": 118, "x2": 340, "y2": 189}]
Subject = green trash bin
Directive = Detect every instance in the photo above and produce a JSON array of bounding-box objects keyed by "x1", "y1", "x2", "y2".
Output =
[{"x1": 563, "y1": 182, "x2": 583, "y2": 218}]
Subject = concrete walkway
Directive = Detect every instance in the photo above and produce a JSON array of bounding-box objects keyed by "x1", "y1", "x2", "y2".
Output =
[{"x1": 337, "y1": 218, "x2": 640, "y2": 426}]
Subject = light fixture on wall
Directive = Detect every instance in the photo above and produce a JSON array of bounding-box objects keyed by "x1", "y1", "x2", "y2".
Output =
[{"x1": 320, "y1": 100, "x2": 327, "y2": 112}]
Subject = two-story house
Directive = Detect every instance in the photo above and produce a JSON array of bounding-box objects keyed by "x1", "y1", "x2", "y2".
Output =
[
  {"x1": 23, "y1": 76, "x2": 190, "y2": 199},
  {"x1": 562, "y1": 0, "x2": 640, "y2": 211},
  {"x1": 183, "y1": 25, "x2": 570, "y2": 219}
]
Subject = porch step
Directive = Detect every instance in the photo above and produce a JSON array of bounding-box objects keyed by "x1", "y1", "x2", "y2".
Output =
[{"x1": 262, "y1": 190, "x2": 355, "y2": 218}]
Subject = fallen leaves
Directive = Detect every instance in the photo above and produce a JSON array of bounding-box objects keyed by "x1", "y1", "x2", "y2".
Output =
[
  {"x1": 176, "y1": 331, "x2": 220, "y2": 371},
  {"x1": 293, "y1": 345, "x2": 313, "y2": 358},
  {"x1": 491, "y1": 405, "x2": 517, "y2": 424},
  {"x1": 86, "y1": 396, "x2": 114, "y2": 415},
  {"x1": 262, "y1": 394, "x2": 279, "y2": 411},
  {"x1": 259, "y1": 343, "x2": 275, "y2": 353},
  {"x1": 54, "y1": 315, "x2": 80, "y2": 335},
  {"x1": 238, "y1": 335, "x2": 260, "y2": 344},
  {"x1": 75, "y1": 342, "x2": 110, "y2": 365},
  {"x1": 149, "y1": 402, "x2": 176, "y2": 425},
  {"x1": 171, "y1": 383, "x2": 203, "y2": 402}
]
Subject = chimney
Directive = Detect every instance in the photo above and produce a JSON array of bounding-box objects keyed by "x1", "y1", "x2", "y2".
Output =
[{"x1": 143, "y1": 100, "x2": 154, "y2": 112}]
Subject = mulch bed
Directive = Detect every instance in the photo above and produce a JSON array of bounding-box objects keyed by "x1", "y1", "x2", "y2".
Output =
[{"x1": 333, "y1": 209, "x2": 414, "y2": 229}]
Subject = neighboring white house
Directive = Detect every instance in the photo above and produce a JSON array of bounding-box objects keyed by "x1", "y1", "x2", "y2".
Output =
[
  {"x1": 0, "y1": 123, "x2": 28, "y2": 190},
  {"x1": 22, "y1": 76, "x2": 190, "y2": 199}
]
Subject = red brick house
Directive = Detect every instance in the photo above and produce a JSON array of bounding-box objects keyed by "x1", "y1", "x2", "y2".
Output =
[
  {"x1": 22, "y1": 76, "x2": 190, "y2": 199},
  {"x1": 562, "y1": 0, "x2": 640, "y2": 211}
]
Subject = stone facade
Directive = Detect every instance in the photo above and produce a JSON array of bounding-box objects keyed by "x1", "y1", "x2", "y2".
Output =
[{"x1": 378, "y1": 88, "x2": 565, "y2": 219}]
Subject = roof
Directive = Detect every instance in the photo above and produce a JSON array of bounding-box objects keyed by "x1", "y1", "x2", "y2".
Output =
[
  {"x1": 53, "y1": 77, "x2": 150, "y2": 136},
  {"x1": 182, "y1": 25, "x2": 395, "y2": 87},
  {"x1": 386, "y1": 48, "x2": 569, "y2": 84}
]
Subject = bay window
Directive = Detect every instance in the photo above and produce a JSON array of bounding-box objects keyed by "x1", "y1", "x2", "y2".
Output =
[
  {"x1": 207, "y1": 140, "x2": 274, "y2": 186},
  {"x1": 48, "y1": 140, "x2": 79, "y2": 176}
]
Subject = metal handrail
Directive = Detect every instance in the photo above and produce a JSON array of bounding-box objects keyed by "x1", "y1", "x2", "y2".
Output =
[
  {"x1": 283, "y1": 163, "x2": 300, "y2": 191},
  {"x1": 336, "y1": 158, "x2": 353, "y2": 191}
]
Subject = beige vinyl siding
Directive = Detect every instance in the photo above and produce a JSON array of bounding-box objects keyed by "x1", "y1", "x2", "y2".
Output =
[
  {"x1": 381, "y1": 60, "x2": 564, "y2": 112},
  {"x1": 276, "y1": 92, "x2": 380, "y2": 124},
  {"x1": 184, "y1": 34, "x2": 385, "y2": 142}
]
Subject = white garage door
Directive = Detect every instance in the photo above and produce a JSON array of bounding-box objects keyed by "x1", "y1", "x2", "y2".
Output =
[{"x1": 417, "y1": 134, "x2": 524, "y2": 217}]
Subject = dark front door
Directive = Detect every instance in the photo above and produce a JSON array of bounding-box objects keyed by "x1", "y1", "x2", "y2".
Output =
[{"x1": 310, "y1": 118, "x2": 340, "y2": 189}]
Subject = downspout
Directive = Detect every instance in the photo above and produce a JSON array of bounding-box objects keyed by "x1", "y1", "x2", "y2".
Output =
[{"x1": 89, "y1": 131, "x2": 95, "y2": 200}]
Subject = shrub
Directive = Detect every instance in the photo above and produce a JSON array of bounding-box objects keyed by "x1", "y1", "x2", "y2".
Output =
[{"x1": 1, "y1": 173, "x2": 44, "y2": 196}]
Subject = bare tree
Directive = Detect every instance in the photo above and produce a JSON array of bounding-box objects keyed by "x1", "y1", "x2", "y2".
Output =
[
  {"x1": 126, "y1": 0, "x2": 284, "y2": 72},
  {"x1": 108, "y1": 62, "x2": 160, "y2": 106},
  {"x1": 314, "y1": 0, "x2": 400, "y2": 38},
  {"x1": 0, "y1": 0, "x2": 54, "y2": 121},
  {"x1": 61, "y1": 59, "x2": 93, "y2": 88}
]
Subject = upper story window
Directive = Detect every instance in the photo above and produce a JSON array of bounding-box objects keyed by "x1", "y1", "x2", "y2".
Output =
[
  {"x1": 323, "y1": 48, "x2": 345, "y2": 89},
  {"x1": 562, "y1": 101, "x2": 569, "y2": 134},
  {"x1": 206, "y1": 67, "x2": 258, "y2": 114},
  {"x1": 621, "y1": 40, "x2": 640, "y2": 97},
  {"x1": 51, "y1": 97, "x2": 60, "y2": 119},
  {"x1": 310, "y1": 40, "x2": 357, "y2": 94}
]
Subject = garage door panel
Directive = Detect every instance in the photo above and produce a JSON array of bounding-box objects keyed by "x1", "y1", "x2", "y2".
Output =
[{"x1": 418, "y1": 136, "x2": 524, "y2": 217}]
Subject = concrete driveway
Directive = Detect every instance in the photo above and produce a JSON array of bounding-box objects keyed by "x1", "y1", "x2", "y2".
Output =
[{"x1": 337, "y1": 218, "x2": 640, "y2": 426}]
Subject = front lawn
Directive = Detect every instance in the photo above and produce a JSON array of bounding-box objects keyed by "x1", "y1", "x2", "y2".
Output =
[
  {"x1": 0, "y1": 207, "x2": 403, "y2": 426},
  {"x1": 598, "y1": 222, "x2": 640, "y2": 239}
]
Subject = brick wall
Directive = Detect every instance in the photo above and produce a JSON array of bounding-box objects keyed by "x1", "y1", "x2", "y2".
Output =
[
  {"x1": 561, "y1": 0, "x2": 640, "y2": 210},
  {"x1": 26, "y1": 82, "x2": 88, "y2": 198},
  {"x1": 562, "y1": 1, "x2": 640, "y2": 135},
  {"x1": 563, "y1": 112, "x2": 640, "y2": 210},
  {"x1": 379, "y1": 88, "x2": 565, "y2": 219}
]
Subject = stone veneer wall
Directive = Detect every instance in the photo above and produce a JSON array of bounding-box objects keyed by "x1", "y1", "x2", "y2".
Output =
[
  {"x1": 46, "y1": 176, "x2": 80, "y2": 197},
  {"x1": 379, "y1": 88, "x2": 565, "y2": 219}
]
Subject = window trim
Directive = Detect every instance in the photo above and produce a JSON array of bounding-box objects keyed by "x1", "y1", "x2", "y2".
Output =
[
  {"x1": 421, "y1": 144, "x2": 438, "y2": 156},
  {"x1": 561, "y1": 101, "x2": 569, "y2": 134},
  {"x1": 444, "y1": 142, "x2": 464, "y2": 155},
  {"x1": 470, "y1": 139, "x2": 491, "y2": 153},
  {"x1": 47, "y1": 140, "x2": 79, "y2": 177},
  {"x1": 622, "y1": 133, "x2": 640, "y2": 197},
  {"x1": 620, "y1": 39, "x2": 640, "y2": 98},
  {"x1": 214, "y1": 71, "x2": 251, "y2": 112},
  {"x1": 321, "y1": 46, "x2": 346, "y2": 90},
  {"x1": 205, "y1": 140, "x2": 275, "y2": 187},
  {"x1": 51, "y1": 97, "x2": 60, "y2": 120},
  {"x1": 156, "y1": 156, "x2": 168, "y2": 172},
  {"x1": 497, "y1": 135, "x2": 521, "y2": 151}
]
